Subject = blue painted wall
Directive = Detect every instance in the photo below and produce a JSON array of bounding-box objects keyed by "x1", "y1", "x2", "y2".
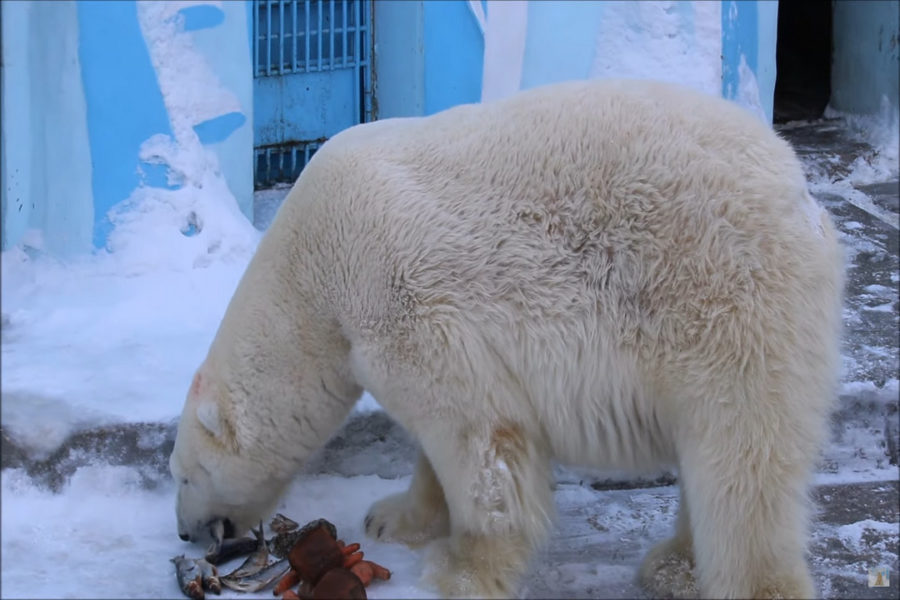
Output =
[
  {"x1": 373, "y1": 1, "x2": 425, "y2": 118},
  {"x1": 832, "y1": 0, "x2": 900, "y2": 115},
  {"x1": 756, "y1": 0, "x2": 778, "y2": 123},
  {"x1": 1, "y1": 0, "x2": 94, "y2": 256},
  {"x1": 721, "y1": 0, "x2": 777, "y2": 122},
  {"x1": 722, "y1": 1, "x2": 758, "y2": 100},
  {"x1": 5, "y1": 0, "x2": 792, "y2": 258},
  {"x1": 77, "y1": 0, "x2": 173, "y2": 248},
  {"x1": 1, "y1": 0, "x2": 254, "y2": 255},
  {"x1": 375, "y1": 1, "x2": 777, "y2": 122},
  {"x1": 422, "y1": 1, "x2": 483, "y2": 114}
]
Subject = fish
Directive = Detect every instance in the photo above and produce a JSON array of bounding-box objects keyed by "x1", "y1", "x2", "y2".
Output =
[
  {"x1": 172, "y1": 555, "x2": 205, "y2": 600},
  {"x1": 205, "y1": 535, "x2": 259, "y2": 566},
  {"x1": 220, "y1": 557, "x2": 290, "y2": 593},
  {"x1": 197, "y1": 559, "x2": 221, "y2": 595},
  {"x1": 270, "y1": 512, "x2": 300, "y2": 534},
  {"x1": 222, "y1": 522, "x2": 270, "y2": 579}
]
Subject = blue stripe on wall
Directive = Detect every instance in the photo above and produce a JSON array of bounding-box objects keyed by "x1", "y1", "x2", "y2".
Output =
[
  {"x1": 180, "y1": 4, "x2": 225, "y2": 31},
  {"x1": 721, "y1": 0, "x2": 758, "y2": 101},
  {"x1": 77, "y1": 0, "x2": 173, "y2": 248},
  {"x1": 423, "y1": 1, "x2": 483, "y2": 114}
]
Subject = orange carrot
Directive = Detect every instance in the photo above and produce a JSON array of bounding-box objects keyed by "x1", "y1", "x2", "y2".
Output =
[
  {"x1": 340, "y1": 542, "x2": 361, "y2": 555},
  {"x1": 350, "y1": 560, "x2": 391, "y2": 586},
  {"x1": 273, "y1": 569, "x2": 300, "y2": 596},
  {"x1": 342, "y1": 551, "x2": 364, "y2": 569}
]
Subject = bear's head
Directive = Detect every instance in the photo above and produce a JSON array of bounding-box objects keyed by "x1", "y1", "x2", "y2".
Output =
[{"x1": 169, "y1": 368, "x2": 290, "y2": 544}]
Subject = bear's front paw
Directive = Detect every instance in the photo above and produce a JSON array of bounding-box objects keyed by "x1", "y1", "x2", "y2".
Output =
[
  {"x1": 364, "y1": 491, "x2": 449, "y2": 547},
  {"x1": 638, "y1": 536, "x2": 697, "y2": 599}
]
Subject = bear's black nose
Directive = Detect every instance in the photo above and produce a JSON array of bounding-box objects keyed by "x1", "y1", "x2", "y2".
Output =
[{"x1": 179, "y1": 532, "x2": 190, "y2": 541}]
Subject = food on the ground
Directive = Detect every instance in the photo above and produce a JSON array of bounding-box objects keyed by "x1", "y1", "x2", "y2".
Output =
[
  {"x1": 270, "y1": 518, "x2": 337, "y2": 559},
  {"x1": 270, "y1": 513, "x2": 300, "y2": 534},
  {"x1": 174, "y1": 515, "x2": 389, "y2": 598},
  {"x1": 287, "y1": 520, "x2": 345, "y2": 584},
  {"x1": 172, "y1": 555, "x2": 206, "y2": 600},
  {"x1": 347, "y1": 559, "x2": 391, "y2": 586},
  {"x1": 206, "y1": 535, "x2": 259, "y2": 566},
  {"x1": 196, "y1": 558, "x2": 222, "y2": 594},
  {"x1": 220, "y1": 558, "x2": 290, "y2": 593},
  {"x1": 222, "y1": 523, "x2": 269, "y2": 579},
  {"x1": 307, "y1": 568, "x2": 366, "y2": 599}
]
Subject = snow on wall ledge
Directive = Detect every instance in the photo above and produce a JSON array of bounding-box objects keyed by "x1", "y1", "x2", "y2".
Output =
[
  {"x1": 111, "y1": 0, "x2": 259, "y2": 271},
  {"x1": 107, "y1": 0, "x2": 256, "y2": 265}
]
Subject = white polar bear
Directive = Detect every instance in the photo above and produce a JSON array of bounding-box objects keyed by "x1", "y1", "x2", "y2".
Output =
[{"x1": 169, "y1": 79, "x2": 844, "y2": 599}]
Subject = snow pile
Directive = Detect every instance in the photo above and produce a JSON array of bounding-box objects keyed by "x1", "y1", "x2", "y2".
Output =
[
  {"x1": 0, "y1": 232, "x2": 251, "y2": 455},
  {"x1": 825, "y1": 96, "x2": 900, "y2": 186},
  {"x1": 0, "y1": 466, "x2": 429, "y2": 599},
  {"x1": 836, "y1": 519, "x2": 899, "y2": 554},
  {"x1": 800, "y1": 96, "x2": 900, "y2": 230},
  {"x1": 103, "y1": 1, "x2": 260, "y2": 273},
  {"x1": 0, "y1": 0, "x2": 265, "y2": 454},
  {"x1": 106, "y1": 133, "x2": 260, "y2": 273}
]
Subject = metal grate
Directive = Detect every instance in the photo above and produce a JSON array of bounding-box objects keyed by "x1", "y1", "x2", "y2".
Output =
[
  {"x1": 254, "y1": 140, "x2": 324, "y2": 188},
  {"x1": 252, "y1": 0, "x2": 372, "y2": 188},
  {"x1": 254, "y1": 0, "x2": 368, "y2": 76}
]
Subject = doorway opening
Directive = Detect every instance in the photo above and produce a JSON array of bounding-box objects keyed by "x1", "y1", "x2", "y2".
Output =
[{"x1": 773, "y1": 1, "x2": 833, "y2": 123}]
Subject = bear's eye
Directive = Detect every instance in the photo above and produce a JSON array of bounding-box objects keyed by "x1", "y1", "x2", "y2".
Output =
[{"x1": 182, "y1": 478, "x2": 189, "y2": 485}]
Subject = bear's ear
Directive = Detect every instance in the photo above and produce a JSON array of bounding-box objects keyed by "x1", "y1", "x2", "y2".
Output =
[{"x1": 196, "y1": 400, "x2": 224, "y2": 438}]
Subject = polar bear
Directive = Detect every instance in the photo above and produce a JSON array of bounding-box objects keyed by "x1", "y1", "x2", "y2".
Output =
[{"x1": 169, "y1": 79, "x2": 844, "y2": 599}]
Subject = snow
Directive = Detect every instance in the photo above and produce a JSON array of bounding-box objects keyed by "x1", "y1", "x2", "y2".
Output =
[
  {"x1": 824, "y1": 96, "x2": 900, "y2": 186},
  {"x1": 803, "y1": 98, "x2": 900, "y2": 231},
  {"x1": 836, "y1": 519, "x2": 900, "y2": 554},
  {"x1": 0, "y1": 468, "x2": 428, "y2": 599}
]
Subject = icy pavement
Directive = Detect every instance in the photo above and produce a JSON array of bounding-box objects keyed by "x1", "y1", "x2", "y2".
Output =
[{"x1": 1, "y1": 114, "x2": 898, "y2": 599}]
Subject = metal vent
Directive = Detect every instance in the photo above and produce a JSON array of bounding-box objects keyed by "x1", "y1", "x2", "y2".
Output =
[
  {"x1": 254, "y1": 139, "x2": 324, "y2": 189},
  {"x1": 252, "y1": 0, "x2": 371, "y2": 188},
  {"x1": 254, "y1": 0, "x2": 366, "y2": 75}
]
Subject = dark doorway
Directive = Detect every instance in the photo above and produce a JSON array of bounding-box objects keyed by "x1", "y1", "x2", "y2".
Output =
[{"x1": 774, "y1": 1, "x2": 833, "y2": 123}]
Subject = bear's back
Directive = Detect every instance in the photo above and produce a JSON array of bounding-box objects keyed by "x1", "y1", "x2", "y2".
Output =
[{"x1": 290, "y1": 80, "x2": 841, "y2": 409}]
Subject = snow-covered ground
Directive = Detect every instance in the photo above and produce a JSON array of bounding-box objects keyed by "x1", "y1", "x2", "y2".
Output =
[{"x1": 2, "y1": 110, "x2": 898, "y2": 599}]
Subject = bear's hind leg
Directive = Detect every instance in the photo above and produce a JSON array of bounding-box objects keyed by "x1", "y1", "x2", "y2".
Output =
[
  {"x1": 364, "y1": 448, "x2": 450, "y2": 546},
  {"x1": 679, "y1": 418, "x2": 816, "y2": 599},
  {"x1": 638, "y1": 485, "x2": 698, "y2": 598},
  {"x1": 421, "y1": 421, "x2": 554, "y2": 598}
]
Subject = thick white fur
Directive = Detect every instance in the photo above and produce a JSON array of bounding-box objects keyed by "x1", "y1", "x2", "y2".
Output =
[{"x1": 170, "y1": 79, "x2": 844, "y2": 599}]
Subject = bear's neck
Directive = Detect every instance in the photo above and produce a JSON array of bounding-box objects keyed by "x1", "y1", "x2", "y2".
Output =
[{"x1": 206, "y1": 223, "x2": 362, "y2": 476}]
